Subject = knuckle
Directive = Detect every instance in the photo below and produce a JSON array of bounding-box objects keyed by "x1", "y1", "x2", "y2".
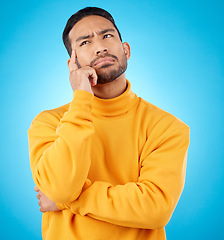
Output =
[{"x1": 69, "y1": 69, "x2": 75, "y2": 74}]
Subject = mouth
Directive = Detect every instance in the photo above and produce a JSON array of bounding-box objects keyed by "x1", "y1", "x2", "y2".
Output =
[{"x1": 93, "y1": 57, "x2": 115, "y2": 67}]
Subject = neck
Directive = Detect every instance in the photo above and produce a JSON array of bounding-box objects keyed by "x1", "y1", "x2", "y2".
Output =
[{"x1": 92, "y1": 74, "x2": 127, "y2": 99}]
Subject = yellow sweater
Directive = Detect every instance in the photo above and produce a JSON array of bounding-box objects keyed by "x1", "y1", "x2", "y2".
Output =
[{"x1": 28, "y1": 80, "x2": 190, "y2": 240}]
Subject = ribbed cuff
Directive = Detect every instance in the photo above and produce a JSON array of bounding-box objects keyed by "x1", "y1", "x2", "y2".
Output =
[
  {"x1": 56, "y1": 202, "x2": 71, "y2": 211},
  {"x1": 69, "y1": 90, "x2": 94, "y2": 112}
]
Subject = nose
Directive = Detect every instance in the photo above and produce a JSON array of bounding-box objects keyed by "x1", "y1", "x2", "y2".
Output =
[{"x1": 95, "y1": 45, "x2": 108, "y2": 55}]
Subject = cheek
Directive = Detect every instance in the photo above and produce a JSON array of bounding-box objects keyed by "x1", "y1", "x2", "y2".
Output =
[
  {"x1": 76, "y1": 49, "x2": 92, "y2": 66},
  {"x1": 112, "y1": 45, "x2": 126, "y2": 58},
  {"x1": 116, "y1": 49, "x2": 127, "y2": 62}
]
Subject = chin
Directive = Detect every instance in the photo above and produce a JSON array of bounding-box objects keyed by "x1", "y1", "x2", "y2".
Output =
[
  {"x1": 95, "y1": 61, "x2": 127, "y2": 84},
  {"x1": 96, "y1": 77, "x2": 116, "y2": 84}
]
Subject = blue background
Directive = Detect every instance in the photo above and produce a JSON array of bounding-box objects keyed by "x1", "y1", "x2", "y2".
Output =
[{"x1": 0, "y1": 0, "x2": 223, "y2": 239}]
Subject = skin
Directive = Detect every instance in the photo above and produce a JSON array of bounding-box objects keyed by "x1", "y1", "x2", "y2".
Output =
[
  {"x1": 35, "y1": 15, "x2": 131, "y2": 212},
  {"x1": 34, "y1": 186, "x2": 59, "y2": 212},
  {"x1": 68, "y1": 15, "x2": 131, "y2": 99}
]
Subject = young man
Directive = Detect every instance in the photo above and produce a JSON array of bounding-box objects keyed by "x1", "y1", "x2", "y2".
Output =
[{"x1": 28, "y1": 7, "x2": 190, "y2": 240}]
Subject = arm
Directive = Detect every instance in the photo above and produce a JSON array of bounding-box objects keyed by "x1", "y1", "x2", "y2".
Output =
[
  {"x1": 28, "y1": 50, "x2": 98, "y2": 203},
  {"x1": 28, "y1": 90, "x2": 94, "y2": 203},
  {"x1": 61, "y1": 124, "x2": 190, "y2": 229}
]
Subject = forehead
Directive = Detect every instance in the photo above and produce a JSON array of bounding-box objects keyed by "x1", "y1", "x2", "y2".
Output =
[{"x1": 69, "y1": 15, "x2": 116, "y2": 43}]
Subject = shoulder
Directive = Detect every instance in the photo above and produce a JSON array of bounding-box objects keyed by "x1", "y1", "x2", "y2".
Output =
[
  {"x1": 29, "y1": 103, "x2": 70, "y2": 131},
  {"x1": 136, "y1": 97, "x2": 190, "y2": 155},
  {"x1": 137, "y1": 97, "x2": 190, "y2": 134}
]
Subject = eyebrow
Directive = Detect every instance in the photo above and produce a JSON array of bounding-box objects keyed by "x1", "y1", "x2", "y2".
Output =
[
  {"x1": 75, "y1": 28, "x2": 115, "y2": 43},
  {"x1": 98, "y1": 28, "x2": 115, "y2": 35}
]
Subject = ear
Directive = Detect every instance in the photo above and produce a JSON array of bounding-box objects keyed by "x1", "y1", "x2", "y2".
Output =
[
  {"x1": 122, "y1": 42, "x2": 131, "y2": 60},
  {"x1": 67, "y1": 58, "x2": 71, "y2": 68}
]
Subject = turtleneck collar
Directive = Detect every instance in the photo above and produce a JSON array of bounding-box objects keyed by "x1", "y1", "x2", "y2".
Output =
[{"x1": 92, "y1": 80, "x2": 139, "y2": 117}]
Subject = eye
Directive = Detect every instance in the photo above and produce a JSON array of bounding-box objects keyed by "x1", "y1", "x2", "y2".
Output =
[
  {"x1": 80, "y1": 40, "x2": 89, "y2": 47},
  {"x1": 103, "y1": 34, "x2": 113, "y2": 39}
]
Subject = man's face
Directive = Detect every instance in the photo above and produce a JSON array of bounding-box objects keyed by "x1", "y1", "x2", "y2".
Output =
[{"x1": 68, "y1": 15, "x2": 130, "y2": 84}]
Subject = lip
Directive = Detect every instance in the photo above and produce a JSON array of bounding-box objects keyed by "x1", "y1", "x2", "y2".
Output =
[{"x1": 94, "y1": 57, "x2": 115, "y2": 67}]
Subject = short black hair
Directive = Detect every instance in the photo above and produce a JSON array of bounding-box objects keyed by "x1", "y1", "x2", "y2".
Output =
[{"x1": 62, "y1": 7, "x2": 122, "y2": 57}]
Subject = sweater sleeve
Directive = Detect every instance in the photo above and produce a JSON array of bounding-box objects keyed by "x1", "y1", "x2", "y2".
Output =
[
  {"x1": 68, "y1": 123, "x2": 190, "y2": 229},
  {"x1": 28, "y1": 90, "x2": 94, "y2": 203}
]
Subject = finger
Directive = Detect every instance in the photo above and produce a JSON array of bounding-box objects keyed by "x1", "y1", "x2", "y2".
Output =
[
  {"x1": 37, "y1": 192, "x2": 41, "y2": 200},
  {"x1": 89, "y1": 69, "x2": 98, "y2": 86},
  {"x1": 39, "y1": 207, "x2": 46, "y2": 213},
  {"x1": 34, "y1": 186, "x2": 39, "y2": 192},
  {"x1": 38, "y1": 201, "x2": 45, "y2": 213},
  {"x1": 68, "y1": 49, "x2": 78, "y2": 72},
  {"x1": 39, "y1": 203, "x2": 47, "y2": 213}
]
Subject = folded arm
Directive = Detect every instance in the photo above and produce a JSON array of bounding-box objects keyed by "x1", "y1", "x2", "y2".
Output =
[{"x1": 57, "y1": 124, "x2": 190, "y2": 229}]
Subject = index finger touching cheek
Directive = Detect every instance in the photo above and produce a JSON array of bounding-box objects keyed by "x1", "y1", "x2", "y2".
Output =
[{"x1": 68, "y1": 49, "x2": 78, "y2": 72}]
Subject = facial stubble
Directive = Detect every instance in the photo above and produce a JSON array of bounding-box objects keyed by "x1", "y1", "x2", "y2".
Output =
[{"x1": 76, "y1": 53, "x2": 128, "y2": 84}]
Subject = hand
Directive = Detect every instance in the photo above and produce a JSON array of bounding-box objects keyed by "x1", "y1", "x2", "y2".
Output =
[
  {"x1": 68, "y1": 49, "x2": 98, "y2": 94},
  {"x1": 34, "y1": 186, "x2": 60, "y2": 213}
]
